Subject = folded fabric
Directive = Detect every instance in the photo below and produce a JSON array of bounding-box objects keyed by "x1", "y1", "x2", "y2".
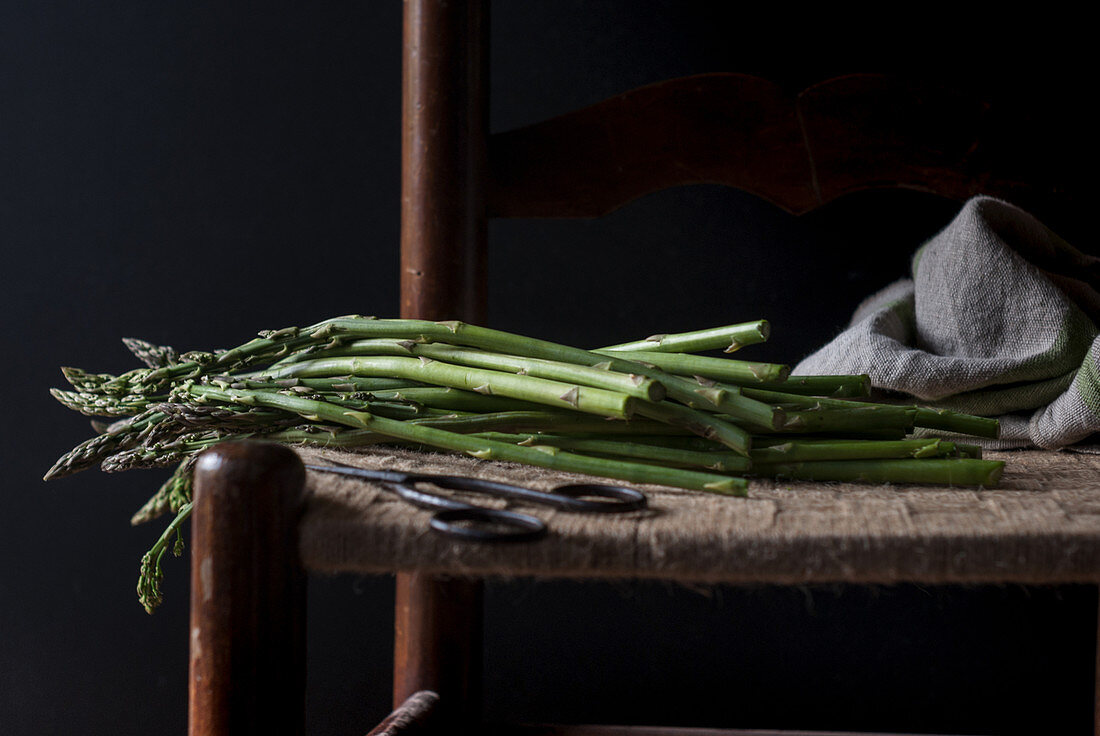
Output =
[{"x1": 795, "y1": 197, "x2": 1100, "y2": 449}]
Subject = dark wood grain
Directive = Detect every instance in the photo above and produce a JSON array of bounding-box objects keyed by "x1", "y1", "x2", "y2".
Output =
[
  {"x1": 489, "y1": 74, "x2": 813, "y2": 217},
  {"x1": 393, "y1": 572, "x2": 483, "y2": 726},
  {"x1": 799, "y1": 74, "x2": 997, "y2": 206},
  {"x1": 396, "y1": 1, "x2": 487, "y2": 729},
  {"x1": 187, "y1": 441, "x2": 306, "y2": 736},
  {"x1": 488, "y1": 73, "x2": 1069, "y2": 219},
  {"x1": 366, "y1": 691, "x2": 440, "y2": 736},
  {"x1": 400, "y1": 0, "x2": 488, "y2": 322}
]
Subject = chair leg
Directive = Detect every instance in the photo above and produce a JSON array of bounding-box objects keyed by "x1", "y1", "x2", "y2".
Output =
[
  {"x1": 187, "y1": 441, "x2": 307, "y2": 736},
  {"x1": 396, "y1": 0, "x2": 487, "y2": 728},
  {"x1": 394, "y1": 572, "x2": 483, "y2": 726}
]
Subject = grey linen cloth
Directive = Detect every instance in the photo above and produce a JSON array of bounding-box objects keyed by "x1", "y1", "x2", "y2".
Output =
[{"x1": 794, "y1": 197, "x2": 1100, "y2": 449}]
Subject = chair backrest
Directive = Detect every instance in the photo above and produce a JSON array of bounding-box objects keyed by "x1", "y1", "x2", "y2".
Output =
[
  {"x1": 398, "y1": 1, "x2": 1076, "y2": 328},
  {"x1": 488, "y1": 72, "x2": 1063, "y2": 220}
]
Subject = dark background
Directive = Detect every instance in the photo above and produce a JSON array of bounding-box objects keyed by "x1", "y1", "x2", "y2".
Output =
[{"x1": 2, "y1": 2, "x2": 1097, "y2": 734}]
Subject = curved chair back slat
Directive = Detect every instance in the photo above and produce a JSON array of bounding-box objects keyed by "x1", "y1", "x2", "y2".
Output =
[{"x1": 488, "y1": 73, "x2": 1052, "y2": 218}]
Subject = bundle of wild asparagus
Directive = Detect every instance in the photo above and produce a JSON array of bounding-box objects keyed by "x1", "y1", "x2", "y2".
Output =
[{"x1": 46, "y1": 316, "x2": 1002, "y2": 612}]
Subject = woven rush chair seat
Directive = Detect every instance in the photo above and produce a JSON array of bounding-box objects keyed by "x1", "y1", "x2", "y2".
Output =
[{"x1": 296, "y1": 446, "x2": 1100, "y2": 585}]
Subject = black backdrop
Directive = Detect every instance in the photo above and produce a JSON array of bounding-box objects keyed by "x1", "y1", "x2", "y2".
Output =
[{"x1": 3, "y1": 3, "x2": 1098, "y2": 734}]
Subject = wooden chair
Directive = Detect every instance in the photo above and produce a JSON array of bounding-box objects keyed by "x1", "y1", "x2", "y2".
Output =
[{"x1": 184, "y1": 2, "x2": 1098, "y2": 735}]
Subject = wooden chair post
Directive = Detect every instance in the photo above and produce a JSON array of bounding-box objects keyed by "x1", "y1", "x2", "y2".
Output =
[
  {"x1": 187, "y1": 441, "x2": 307, "y2": 736},
  {"x1": 400, "y1": 0, "x2": 488, "y2": 321},
  {"x1": 397, "y1": 0, "x2": 489, "y2": 726}
]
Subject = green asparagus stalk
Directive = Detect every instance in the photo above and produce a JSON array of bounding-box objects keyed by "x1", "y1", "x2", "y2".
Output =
[
  {"x1": 736, "y1": 405, "x2": 916, "y2": 435},
  {"x1": 749, "y1": 438, "x2": 949, "y2": 463},
  {"x1": 406, "y1": 410, "x2": 687, "y2": 436},
  {"x1": 223, "y1": 376, "x2": 426, "y2": 392},
  {"x1": 913, "y1": 408, "x2": 1000, "y2": 439},
  {"x1": 595, "y1": 350, "x2": 790, "y2": 385},
  {"x1": 601, "y1": 321, "x2": 770, "y2": 353},
  {"x1": 753, "y1": 458, "x2": 1004, "y2": 487},
  {"x1": 748, "y1": 426, "x2": 911, "y2": 440},
  {"x1": 746, "y1": 374, "x2": 872, "y2": 398},
  {"x1": 352, "y1": 387, "x2": 543, "y2": 413}
]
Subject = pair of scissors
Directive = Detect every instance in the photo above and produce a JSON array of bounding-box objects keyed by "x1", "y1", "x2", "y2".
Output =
[{"x1": 305, "y1": 462, "x2": 647, "y2": 542}]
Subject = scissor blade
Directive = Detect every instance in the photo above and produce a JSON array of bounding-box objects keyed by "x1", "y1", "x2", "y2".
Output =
[{"x1": 304, "y1": 463, "x2": 411, "y2": 485}]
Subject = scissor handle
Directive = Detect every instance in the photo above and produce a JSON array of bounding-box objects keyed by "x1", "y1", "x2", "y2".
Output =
[
  {"x1": 430, "y1": 507, "x2": 546, "y2": 543},
  {"x1": 546, "y1": 483, "x2": 647, "y2": 513}
]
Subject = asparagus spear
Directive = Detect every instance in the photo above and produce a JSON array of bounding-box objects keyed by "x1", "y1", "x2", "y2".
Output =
[
  {"x1": 122, "y1": 338, "x2": 180, "y2": 369},
  {"x1": 407, "y1": 410, "x2": 687, "y2": 435},
  {"x1": 601, "y1": 321, "x2": 770, "y2": 353},
  {"x1": 471, "y1": 432, "x2": 752, "y2": 473},
  {"x1": 729, "y1": 405, "x2": 916, "y2": 435},
  {"x1": 352, "y1": 387, "x2": 544, "y2": 413},
  {"x1": 912, "y1": 408, "x2": 1000, "y2": 439},
  {"x1": 753, "y1": 458, "x2": 1004, "y2": 487},
  {"x1": 594, "y1": 350, "x2": 790, "y2": 385},
  {"x1": 224, "y1": 376, "x2": 426, "y2": 392},
  {"x1": 745, "y1": 374, "x2": 872, "y2": 398},
  {"x1": 750, "y1": 438, "x2": 949, "y2": 463},
  {"x1": 49, "y1": 388, "x2": 166, "y2": 417}
]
